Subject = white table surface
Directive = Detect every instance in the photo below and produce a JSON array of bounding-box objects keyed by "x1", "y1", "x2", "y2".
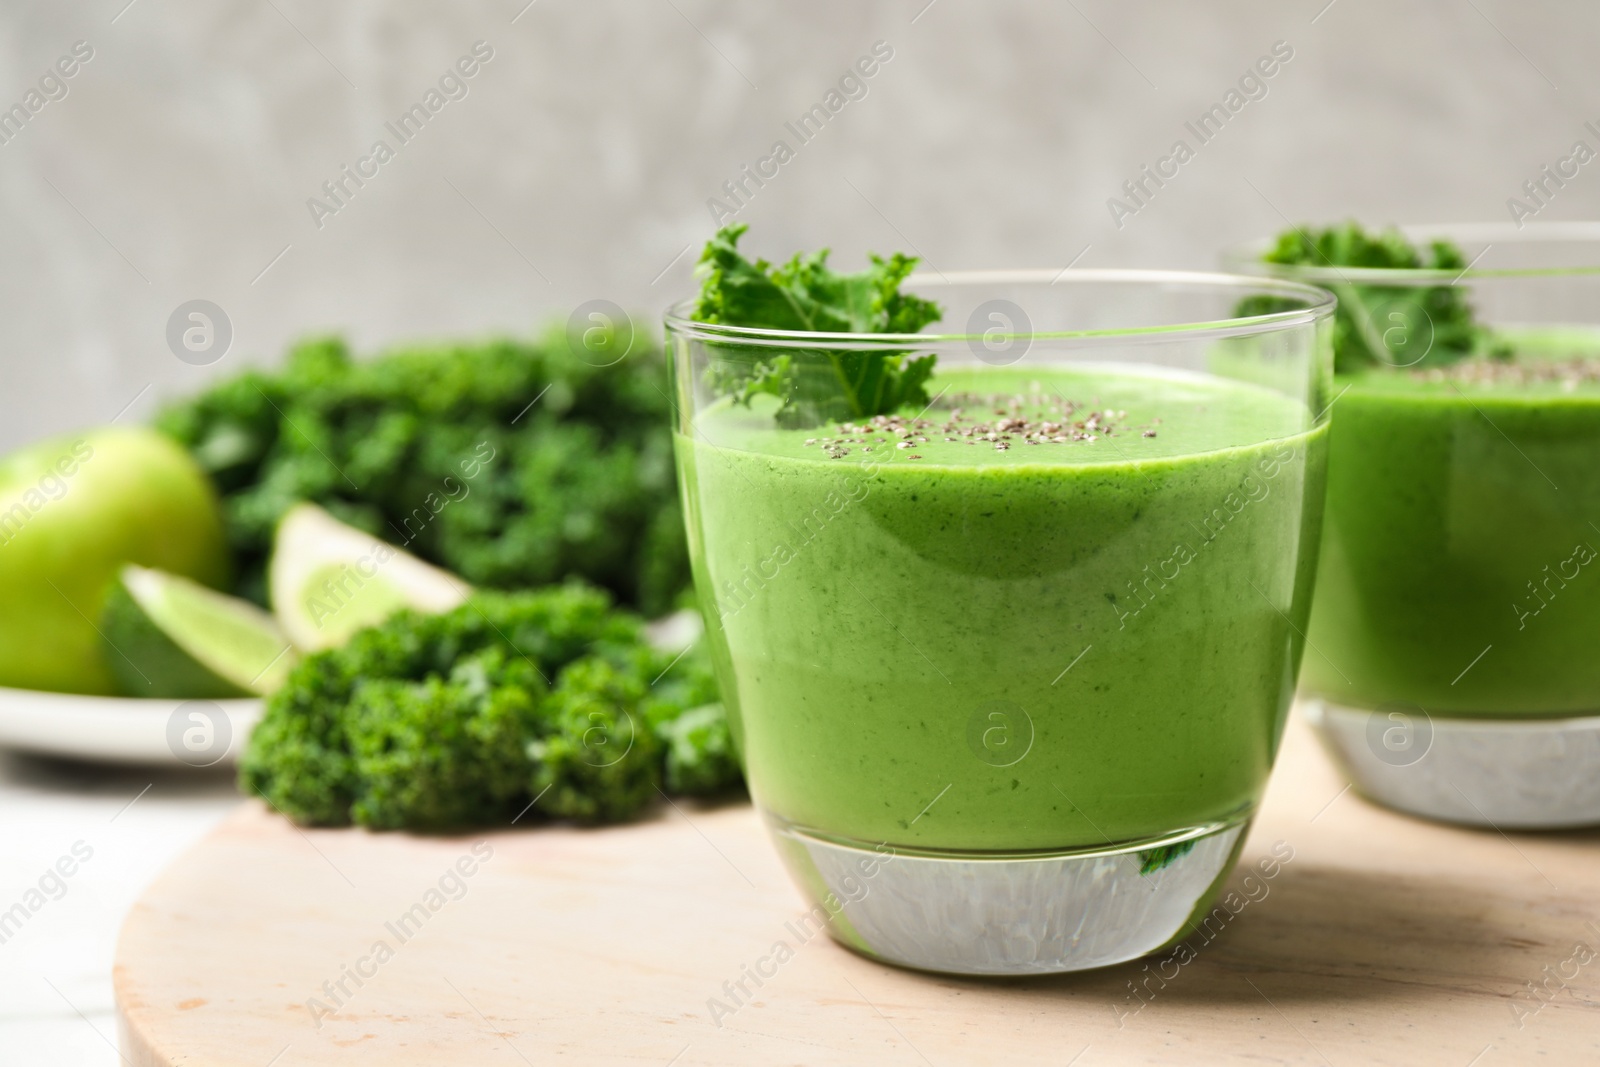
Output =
[{"x1": 0, "y1": 749, "x2": 241, "y2": 1064}]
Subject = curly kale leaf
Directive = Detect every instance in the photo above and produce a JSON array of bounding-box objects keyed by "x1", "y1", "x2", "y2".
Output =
[
  {"x1": 693, "y1": 223, "x2": 942, "y2": 427},
  {"x1": 693, "y1": 223, "x2": 941, "y2": 334},
  {"x1": 239, "y1": 585, "x2": 743, "y2": 831},
  {"x1": 1137, "y1": 839, "x2": 1197, "y2": 876},
  {"x1": 529, "y1": 655, "x2": 663, "y2": 824},
  {"x1": 638, "y1": 635, "x2": 733, "y2": 796},
  {"x1": 156, "y1": 326, "x2": 689, "y2": 616},
  {"x1": 654, "y1": 703, "x2": 740, "y2": 796},
  {"x1": 346, "y1": 654, "x2": 539, "y2": 831},
  {"x1": 238, "y1": 647, "x2": 358, "y2": 826},
  {"x1": 705, "y1": 352, "x2": 793, "y2": 410},
  {"x1": 1260, "y1": 221, "x2": 1510, "y2": 374}
]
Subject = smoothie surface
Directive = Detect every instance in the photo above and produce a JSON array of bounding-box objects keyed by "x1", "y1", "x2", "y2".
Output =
[{"x1": 698, "y1": 363, "x2": 1311, "y2": 467}]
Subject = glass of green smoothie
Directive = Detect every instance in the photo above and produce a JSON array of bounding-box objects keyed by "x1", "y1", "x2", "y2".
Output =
[
  {"x1": 667, "y1": 259, "x2": 1333, "y2": 975},
  {"x1": 1233, "y1": 221, "x2": 1600, "y2": 830}
]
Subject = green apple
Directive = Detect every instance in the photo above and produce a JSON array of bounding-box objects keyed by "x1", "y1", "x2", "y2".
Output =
[{"x1": 0, "y1": 426, "x2": 230, "y2": 694}]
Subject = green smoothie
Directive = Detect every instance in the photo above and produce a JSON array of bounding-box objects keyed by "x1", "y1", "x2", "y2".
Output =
[
  {"x1": 1302, "y1": 330, "x2": 1600, "y2": 716},
  {"x1": 678, "y1": 365, "x2": 1327, "y2": 851}
]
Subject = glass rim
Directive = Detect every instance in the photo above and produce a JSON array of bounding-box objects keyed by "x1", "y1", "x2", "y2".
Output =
[
  {"x1": 1226, "y1": 220, "x2": 1600, "y2": 286},
  {"x1": 663, "y1": 267, "x2": 1334, "y2": 351}
]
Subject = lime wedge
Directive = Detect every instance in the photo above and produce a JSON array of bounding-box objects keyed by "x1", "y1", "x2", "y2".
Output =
[
  {"x1": 102, "y1": 564, "x2": 297, "y2": 698},
  {"x1": 269, "y1": 503, "x2": 469, "y2": 651}
]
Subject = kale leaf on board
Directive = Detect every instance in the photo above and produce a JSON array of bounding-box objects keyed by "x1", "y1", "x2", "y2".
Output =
[
  {"x1": 156, "y1": 325, "x2": 689, "y2": 617},
  {"x1": 239, "y1": 583, "x2": 738, "y2": 831},
  {"x1": 692, "y1": 223, "x2": 942, "y2": 427},
  {"x1": 1257, "y1": 221, "x2": 1510, "y2": 375}
]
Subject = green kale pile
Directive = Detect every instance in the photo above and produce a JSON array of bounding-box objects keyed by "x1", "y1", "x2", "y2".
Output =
[
  {"x1": 1257, "y1": 221, "x2": 1509, "y2": 375},
  {"x1": 240, "y1": 583, "x2": 741, "y2": 830},
  {"x1": 693, "y1": 223, "x2": 943, "y2": 427},
  {"x1": 157, "y1": 325, "x2": 689, "y2": 616}
]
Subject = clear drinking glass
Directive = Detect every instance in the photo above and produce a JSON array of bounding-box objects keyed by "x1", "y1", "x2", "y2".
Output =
[
  {"x1": 1231, "y1": 222, "x2": 1600, "y2": 829},
  {"x1": 666, "y1": 269, "x2": 1333, "y2": 975}
]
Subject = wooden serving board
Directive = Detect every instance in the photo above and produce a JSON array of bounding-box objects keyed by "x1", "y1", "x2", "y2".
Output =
[{"x1": 115, "y1": 714, "x2": 1600, "y2": 1065}]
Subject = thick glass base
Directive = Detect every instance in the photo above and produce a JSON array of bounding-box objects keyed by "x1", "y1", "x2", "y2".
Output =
[
  {"x1": 766, "y1": 815, "x2": 1249, "y2": 976},
  {"x1": 1305, "y1": 698, "x2": 1600, "y2": 829}
]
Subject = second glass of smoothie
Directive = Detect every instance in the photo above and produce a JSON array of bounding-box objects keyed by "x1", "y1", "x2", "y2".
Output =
[
  {"x1": 1238, "y1": 222, "x2": 1600, "y2": 829},
  {"x1": 667, "y1": 270, "x2": 1333, "y2": 975}
]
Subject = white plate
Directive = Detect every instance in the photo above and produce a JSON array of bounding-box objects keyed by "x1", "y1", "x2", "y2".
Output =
[{"x1": 0, "y1": 687, "x2": 261, "y2": 767}]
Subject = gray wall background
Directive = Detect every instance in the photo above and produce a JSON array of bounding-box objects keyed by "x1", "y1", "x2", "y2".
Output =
[{"x1": 2, "y1": 0, "x2": 1597, "y2": 450}]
